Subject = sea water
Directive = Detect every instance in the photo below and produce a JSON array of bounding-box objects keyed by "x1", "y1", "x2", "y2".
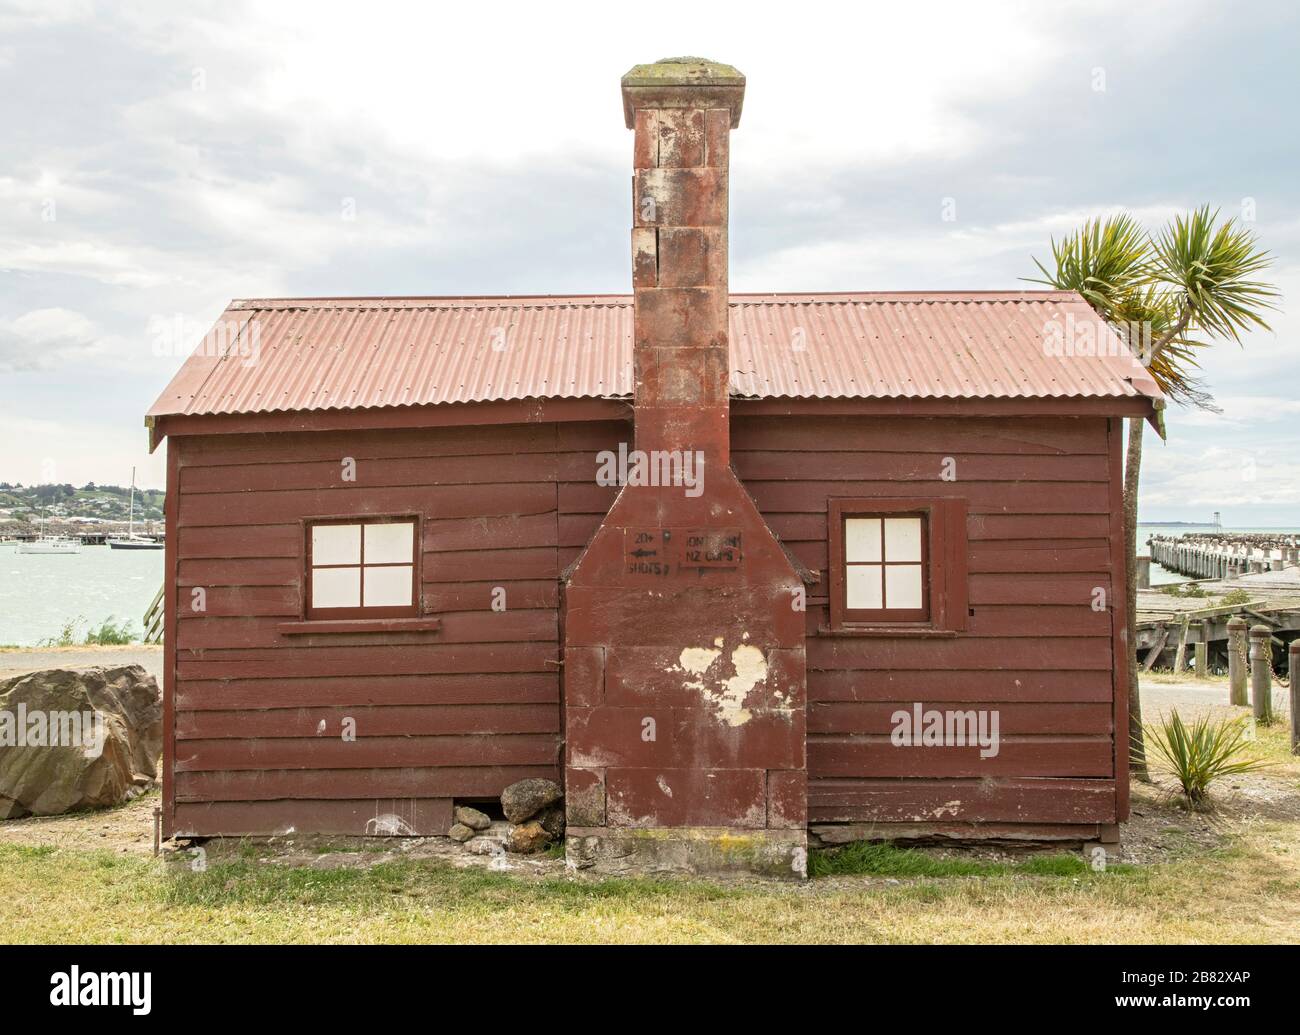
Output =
[{"x1": 0, "y1": 544, "x2": 165, "y2": 647}]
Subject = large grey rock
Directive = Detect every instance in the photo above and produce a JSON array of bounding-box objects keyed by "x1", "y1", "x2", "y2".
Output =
[
  {"x1": 0, "y1": 666, "x2": 162, "y2": 819},
  {"x1": 454, "y1": 805, "x2": 491, "y2": 831},
  {"x1": 500, "y1": 778, "x2": 562, "y2": 823},
  {"x1": 447, "y1": 822, "x2": 475, "y2": 843}
]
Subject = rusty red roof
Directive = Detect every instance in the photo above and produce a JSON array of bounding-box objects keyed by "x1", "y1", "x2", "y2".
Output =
[{"x1": 147, "y1": 291, "x2": 1163, "y2": 420}]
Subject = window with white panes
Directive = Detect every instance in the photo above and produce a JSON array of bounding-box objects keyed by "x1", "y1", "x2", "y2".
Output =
[
  {"x1": 307, "y1": 518, "x2": 418, "y2": 618},
  {"x1": 841, "y1": 513, "x2": 929, "y2": 621}
]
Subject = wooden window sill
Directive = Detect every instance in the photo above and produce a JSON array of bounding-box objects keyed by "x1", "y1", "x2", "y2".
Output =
[
  {"x1": 818, "y1": 625, "x2": 958, "y2": 638},
  {"x1": 278, "y1": 617, "x2": 442, "y2": 635}
]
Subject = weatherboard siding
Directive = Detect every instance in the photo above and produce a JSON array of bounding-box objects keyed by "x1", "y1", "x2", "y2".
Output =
[
  {"x1": 165, "y1": 420, "x2": 626, "y2": 838},
  {"x1": 163, "y1": 411, "x2": 1123, "y2": 838},
  {"x1": 730, "y1": 413, "x2": 1122, "y2": 830}
]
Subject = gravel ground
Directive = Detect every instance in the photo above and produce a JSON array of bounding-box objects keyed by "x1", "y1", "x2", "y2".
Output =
[{"x1": 1143, "y1": 673, "x2": 1293, "y2": 726}]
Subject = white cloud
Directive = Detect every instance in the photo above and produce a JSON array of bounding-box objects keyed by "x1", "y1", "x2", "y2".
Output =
[
  {"x1": 0, "y1": 307, "x2": 118, "y2": 371},
  {"x1": 734, "y1": 203, "x2": 1187, "y2": 288}
]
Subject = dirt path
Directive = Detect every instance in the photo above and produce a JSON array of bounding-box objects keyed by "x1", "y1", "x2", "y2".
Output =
[
  {"x1": 0, "y1": 644, "x2": 163, "y2": 682},
  {"x1": 0, "y1": 791, "x2": 161, "y2": 857},
  {"x1": 1142, "y1": 672, "x2": 1294, "y2": 726}
]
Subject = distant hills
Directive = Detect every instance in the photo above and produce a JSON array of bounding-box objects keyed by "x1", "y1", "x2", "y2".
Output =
[{"x1": 0, "y1": 483, "x2": 165, "y2": 527}]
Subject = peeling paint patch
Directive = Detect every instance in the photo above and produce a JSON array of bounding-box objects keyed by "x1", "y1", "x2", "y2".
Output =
[
  {"x1": 715, "y1": 643, "x2": 768, "y2": 726},
  {"x1": 656, "y1": 775, "x2": 673, "y2": 797},
  {"x1": 674, "y1": 640, "x2": 773, "y2": 727},
  {"x1": 678, "y1": 645, "x2": 721, "y2": 675}
]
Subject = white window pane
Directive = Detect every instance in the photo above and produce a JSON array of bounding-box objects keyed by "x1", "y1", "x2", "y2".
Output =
[
  {"x1": 885, "y1": 564, "x2": 924, "y2": 609},
  {"x1": 364, "y1": 565, "x2": 413, "y2": 607},
  {"x1": 884, "y1": 517, "x2": 922, "y2": 562},
  {"x1": 365, "y1": 522, "x2": 414, "y2": 564},
  {"x1": 313, "y1": 524, "x2": 360, "y2": 566},
  {"x1": 844, "y1": 518, "x2": 881, "y2": 562},
  {"x1": 313, "y1": 566, "x2": 360, "y2": 608},
  {"x1": 846, "y1": 564, "x2": 882, "y2": 609}
]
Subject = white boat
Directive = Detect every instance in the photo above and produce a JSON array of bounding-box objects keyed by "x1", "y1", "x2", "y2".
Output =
[
  {"x1": 17, "y1": 534, "x2": 82, "y2": 555},
  {"x1": 107, "y1": 466, "x2": 164, "y2": 551},
  {"x1": 106, "y1": 533, "x2": 163, "y2": 550}
]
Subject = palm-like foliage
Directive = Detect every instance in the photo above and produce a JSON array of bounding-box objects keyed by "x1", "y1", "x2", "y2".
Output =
[
  {"x1": 1152, "y1": 206, "x2": 1279, "y2": 346},
  {"x1": 1027, "y1": 208, "x2": 1277, "y2": 402},
  {"x1": 1109, "y1": 284, "x2": 1213, "y2": 406},
  {"x1": 1029, "y1": 213, "x2": 1148, "y2": 314},
  {"x1": 1138, "y1": 710, "x2": 1274, "y2": 810}
]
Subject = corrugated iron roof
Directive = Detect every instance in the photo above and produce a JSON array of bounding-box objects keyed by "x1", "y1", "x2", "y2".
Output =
[{"x1": 147, "y1": 291, "x2": 1163, "y2": 419}]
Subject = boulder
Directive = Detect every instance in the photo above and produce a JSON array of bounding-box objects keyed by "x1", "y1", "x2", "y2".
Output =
[
  {"x1": 453, "y1": 805, "x2": 491, "y2": 831},
  {"x1": 0, "y1": 666, "x2": 162, "y2": 820},
  {"x1": 538, "y1": 803, "x2": 566, "y2": 839},
  {"x1": 506, "y1": 820, "x2": 551, "y2": 854},
  {"x1": 500, "y1": 778, "x2": 562, "y2": 823},
  {"x1": 447, "y1": 822, "x2": 476, "y2": 843}
]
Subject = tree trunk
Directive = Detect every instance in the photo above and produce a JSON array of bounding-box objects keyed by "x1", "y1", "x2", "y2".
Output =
[{"x1": 1124, "y1": 415, "x2": 1148, "y2": 779}]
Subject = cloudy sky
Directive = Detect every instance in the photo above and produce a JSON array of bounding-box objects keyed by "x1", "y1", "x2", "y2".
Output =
[{"x1": 1, "y1": 0, "x2": 1296, "y2": 523}]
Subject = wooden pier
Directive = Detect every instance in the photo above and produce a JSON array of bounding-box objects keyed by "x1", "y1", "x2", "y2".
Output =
[
  {"x1": 1138, "y1": 532, "x2": 1300, "y2": 675},
  {"x1": 1147, "y1": 532, "x2": 1300, "y2": 579}
]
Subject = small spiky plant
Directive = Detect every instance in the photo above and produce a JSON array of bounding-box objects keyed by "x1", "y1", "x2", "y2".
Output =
[{"x1": 1137, "y1": 710, "x2": 1274, "y2": 810}]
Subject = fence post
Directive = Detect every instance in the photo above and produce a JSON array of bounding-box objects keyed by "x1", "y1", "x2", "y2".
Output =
[
  {"x1": 1173, "y1": 616, "x2": 1190, "y2": 674},
  {"x1": 1290, "y1": 640, "x2": 1300, "y2": 755},
  {"x1": 1250, "y1": 624, "x2": 1274, "y2": 725},
  {"x1": 1195, "y1": 620, "x2": 1208, "y2": 679},
  {"x1": 1228, "y1": 617, "x2": 1248, "y2": 706}
]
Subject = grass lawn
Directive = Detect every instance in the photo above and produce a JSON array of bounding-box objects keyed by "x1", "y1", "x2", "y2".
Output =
[
  {"x1": 2, "y1": 683, "x2": 1297, "y2": 944},
  {"x1": 0, "y1": 815, "x2": 1296, "y2": 943}
]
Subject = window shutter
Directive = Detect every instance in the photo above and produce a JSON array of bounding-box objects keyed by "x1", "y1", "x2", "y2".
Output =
[{"x1": 941, "y1": 498, "x2": 969, "y2": 632}]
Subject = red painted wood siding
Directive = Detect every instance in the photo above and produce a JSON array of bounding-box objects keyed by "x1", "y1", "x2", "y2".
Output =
[
  {"x1": 731, "y1": 414, "x2": 1121, "y2": 830},
  {"x1": 164, "y1": 410, "x2": 1123, "y2": 837},
  {"x1": 166, "y1": 420, "x2": 625, "y2": 837}
]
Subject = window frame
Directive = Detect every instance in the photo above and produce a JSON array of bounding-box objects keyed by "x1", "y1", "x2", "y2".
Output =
[
  {"x1": 304, "y1": 515, "x2": 421, "y2": 620},
  {"x1": 841, "y1": 511, "x2": 930, "y2": 623},
  {"x1": 827, "y1": 497, "x2": 968, "y2": 635}
]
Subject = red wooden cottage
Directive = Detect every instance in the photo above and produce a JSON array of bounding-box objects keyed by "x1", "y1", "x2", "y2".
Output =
[{"x1": 147, "y1": 59, "x2": 1162, "y2": 876}]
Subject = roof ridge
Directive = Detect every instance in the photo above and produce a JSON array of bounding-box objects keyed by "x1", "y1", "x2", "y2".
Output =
[{"x1": 228, "y1": 289, "x2": 1082, "y2": 312}]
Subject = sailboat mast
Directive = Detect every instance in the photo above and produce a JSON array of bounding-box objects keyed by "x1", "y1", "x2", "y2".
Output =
[{"x1": 128, "y1": 466, "x2": 135, "y2": 537}]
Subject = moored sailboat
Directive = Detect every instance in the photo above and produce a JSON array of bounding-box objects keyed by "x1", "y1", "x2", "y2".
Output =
[{"x1": 106, "y1": 467, "x2": 164, "y2": 550}]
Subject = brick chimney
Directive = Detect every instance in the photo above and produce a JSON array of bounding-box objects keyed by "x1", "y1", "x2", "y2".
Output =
[
  {"x1": 626, "y1": 58, "x2": 742, "y2": 465},
  {"x1": 562, "y1": 59, "x2": 808, "y2": 878}
]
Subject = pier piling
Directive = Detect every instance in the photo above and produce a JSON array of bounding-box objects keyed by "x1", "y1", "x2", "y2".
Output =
[
  {"x1": 1290, "y1": 641, "x2": 1300, "y2": 755},
  {"x1": 1250, "y1": 624, "x2": 1275, "y2": 725},
  {"x1": 1228, "y1": 617, "x2": 1249, "y2": 706}
]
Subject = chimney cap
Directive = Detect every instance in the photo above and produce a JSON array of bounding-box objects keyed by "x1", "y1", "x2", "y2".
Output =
[{"x1": 621, "y1": 57, "x2": 746, "y2": 129}]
